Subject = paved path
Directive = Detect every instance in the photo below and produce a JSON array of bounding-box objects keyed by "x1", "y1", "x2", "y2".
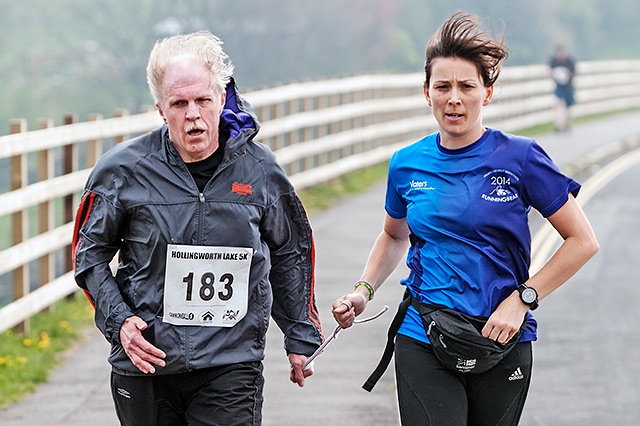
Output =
[
  {"x1": 2, "y1": 111, "x2": 640, "y2": 425},
  {"x1": 521, "y1": 151, "x2": 640, "y2": 425}
]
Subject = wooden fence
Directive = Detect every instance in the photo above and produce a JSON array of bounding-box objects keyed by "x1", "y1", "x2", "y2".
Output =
[{"x1": 1, "y1": 60, "x2": 639, "y2": 333}]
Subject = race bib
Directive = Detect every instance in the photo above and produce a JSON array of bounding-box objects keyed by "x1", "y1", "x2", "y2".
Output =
[
  {"x1": 552, "y1": 66, "x2": 571, "y2": 85},
  {"x1": 163, "y1": 244, "x2": 253, "y2": 327}
]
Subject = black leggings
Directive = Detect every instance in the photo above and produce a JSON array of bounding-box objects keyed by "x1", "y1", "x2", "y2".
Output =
[{"x1": 394, "y1": 334, "x2": 532, "y2": 426}]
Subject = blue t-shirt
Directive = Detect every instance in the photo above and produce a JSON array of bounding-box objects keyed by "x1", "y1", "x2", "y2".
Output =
[{"x1": 385, "y1": 128, "x2": 580, "y2": 343}]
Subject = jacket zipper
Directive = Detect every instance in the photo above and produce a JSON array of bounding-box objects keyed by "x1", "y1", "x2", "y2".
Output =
[{"x1": 197, "y1": 192, "x2": 205, "y2": 245}]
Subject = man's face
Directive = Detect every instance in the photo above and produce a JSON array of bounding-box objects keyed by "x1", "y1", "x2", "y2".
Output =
[{"x1": 156, "y1": 56, "x2": 226, "y2": 163}]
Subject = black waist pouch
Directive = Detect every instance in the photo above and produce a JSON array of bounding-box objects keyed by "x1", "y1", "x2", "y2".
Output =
[
  {"x1": 411, "y1": 298, "x2": 526, "y2": 374},
  {"x1": 362, "y1": 291, "x2": 527, "y2": 392}
]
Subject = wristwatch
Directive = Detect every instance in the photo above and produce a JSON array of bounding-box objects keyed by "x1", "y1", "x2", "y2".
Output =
[{"x1": 517, "y1": 283, "x2": 539, "y2": 310}]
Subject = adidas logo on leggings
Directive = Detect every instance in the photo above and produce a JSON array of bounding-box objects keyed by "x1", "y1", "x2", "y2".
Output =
[{"x1": 509, "y1": 367, "x2": 524, "y2": 381}]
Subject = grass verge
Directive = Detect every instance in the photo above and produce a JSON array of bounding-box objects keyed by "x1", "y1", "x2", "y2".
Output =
[
  {"x1": 297, "y1": 161, "x2": 389, "y2": 213},
  {"x1": 0, "y1": 292, "x2": 94, "y2": 409}
]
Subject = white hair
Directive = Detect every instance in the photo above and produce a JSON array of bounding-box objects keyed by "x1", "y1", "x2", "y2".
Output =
[{"x1": 146, "y1": 31, "x2": 234, "y2": 104}]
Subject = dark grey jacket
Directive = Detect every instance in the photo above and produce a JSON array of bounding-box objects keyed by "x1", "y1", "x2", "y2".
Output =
[{"x1": 73, "y1": 81, "x2": 323, "y2": 376}]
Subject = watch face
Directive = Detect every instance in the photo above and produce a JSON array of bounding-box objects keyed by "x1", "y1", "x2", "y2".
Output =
[{"x1": 522, "y1": 288, "x2": 537, "y2": 304}]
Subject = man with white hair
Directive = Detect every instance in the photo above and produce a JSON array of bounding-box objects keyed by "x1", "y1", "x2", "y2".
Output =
[{"x1": 73, "y1": 31, "x2": 323, "y2": 426}]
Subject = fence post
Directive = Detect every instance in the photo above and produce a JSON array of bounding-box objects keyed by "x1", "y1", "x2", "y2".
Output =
[
  {"x1": 36, "y1": 118, "x2": 56, "y2": 312},
  {"x1": 113, "y1": 108, "x2": 130, "y2": 144},
  {"x1": 9, "y1": 118, "x2": 30, "y2": 333},
  {"x1": 62, "y1": 114, "x2": 78, "y2": 276},
  {"x1": 86, "y1": 113, "x2": 104, "y2": 167}
]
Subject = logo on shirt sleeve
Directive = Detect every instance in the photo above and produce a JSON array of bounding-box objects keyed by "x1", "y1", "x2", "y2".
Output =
[
  {"x1": 409, "y1": 179, "x2": 435, "y2": 192},
  {"x1": 481, "y1": 169, "x2": 519, "y2": 203}
]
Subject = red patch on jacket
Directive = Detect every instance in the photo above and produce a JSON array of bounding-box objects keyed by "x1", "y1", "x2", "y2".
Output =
[{"x1": 232, "y1": 182, "x2": 253, "y2": 195}]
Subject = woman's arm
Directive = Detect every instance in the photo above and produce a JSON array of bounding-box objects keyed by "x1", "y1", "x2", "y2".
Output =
[
  {"x1": 331, "y1": 214, "x2": 411, "y2": 328},
  {"x1": 483, "y1": 194, "x2": 599, "y2": 343},
  {"x1": 526, "y1": 194, "x2": 599, "y2": 299}
]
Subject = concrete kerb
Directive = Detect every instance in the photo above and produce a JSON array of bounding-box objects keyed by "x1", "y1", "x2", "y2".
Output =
[{"x1": 562, "y1": 133, "x2": 640, "y2": 178}]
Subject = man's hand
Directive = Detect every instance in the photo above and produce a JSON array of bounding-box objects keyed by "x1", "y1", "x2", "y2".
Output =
[
  {"x1": 119, "y1": 316, "x2": 167, "y2": 374},
  {"x1": 288, "y1": 353, "x2": 313, "y2": 387}
]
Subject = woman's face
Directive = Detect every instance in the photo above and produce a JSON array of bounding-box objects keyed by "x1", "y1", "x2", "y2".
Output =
[{"x1": 424, "y1": 57, "x2": 493, "y2": 149}]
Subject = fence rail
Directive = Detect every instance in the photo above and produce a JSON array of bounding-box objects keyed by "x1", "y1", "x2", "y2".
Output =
[{"x1": 1, "y1": 60, "x2": 640, "y2": 333}]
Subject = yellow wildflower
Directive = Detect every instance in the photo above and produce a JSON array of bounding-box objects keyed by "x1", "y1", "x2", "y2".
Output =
[{"x1": 37, "y1": 332, "x2": 51, "y2": 349}]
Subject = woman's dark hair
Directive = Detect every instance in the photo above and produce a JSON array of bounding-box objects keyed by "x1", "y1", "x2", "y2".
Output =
[{"x1": 424, "y1": 11, "x2": 508, "y2": 88}]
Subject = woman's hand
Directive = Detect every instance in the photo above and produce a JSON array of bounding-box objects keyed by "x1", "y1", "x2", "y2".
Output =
[
  {"x1": 331, "y1": 292, "x2": 368, "y2": 328},
  {"x1": 482, "y1": 292, "x2": 529, "y2": 345}
]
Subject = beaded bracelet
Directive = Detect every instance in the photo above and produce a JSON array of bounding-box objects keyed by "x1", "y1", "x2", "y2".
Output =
[{"x1": 354, "y1": 280, "x2": 375, "y2": 301}]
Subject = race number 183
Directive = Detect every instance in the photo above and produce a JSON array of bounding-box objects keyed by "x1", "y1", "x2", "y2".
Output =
[
  {"x1": 163, "y1": 245, "x2": 252, "y2": 327},
  {"x1": 182, "y1": 271, "x2": 234, "y2": 302}
]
